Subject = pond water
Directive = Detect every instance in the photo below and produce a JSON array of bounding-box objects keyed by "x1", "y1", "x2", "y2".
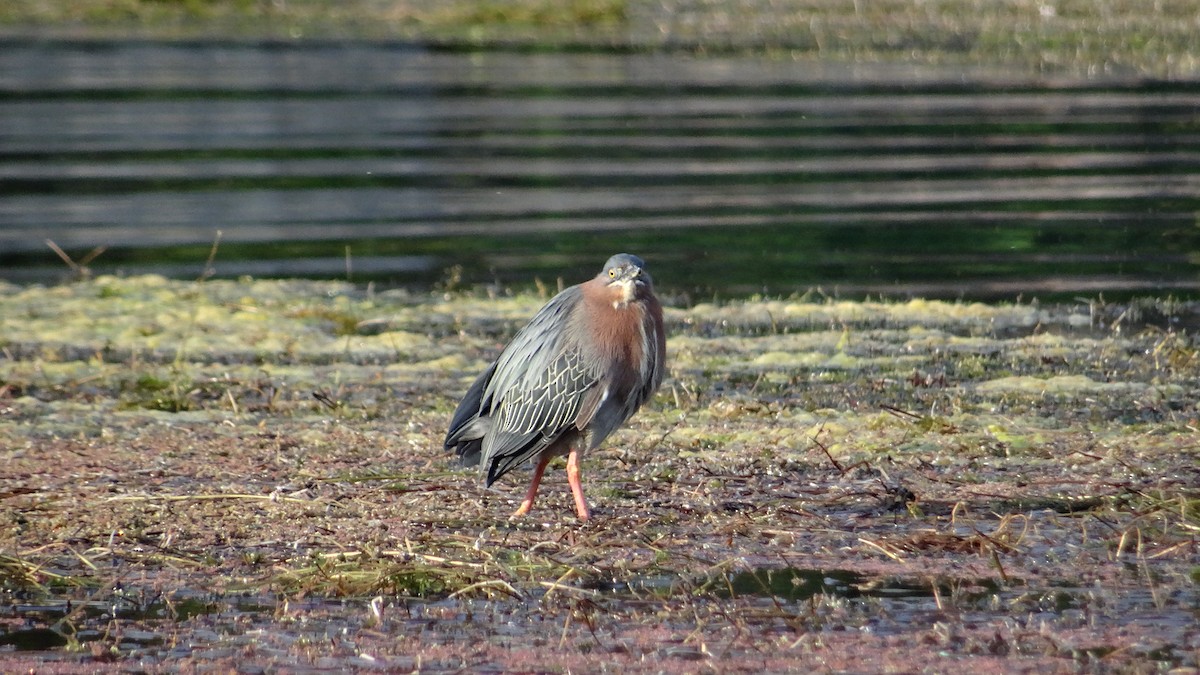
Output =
[
  {"x1": 1, "y1": 40, "x2": 1198, "y2": 300},
  {"x1": 5, "y1": 565, "x2": 1191, "y2": 664}
]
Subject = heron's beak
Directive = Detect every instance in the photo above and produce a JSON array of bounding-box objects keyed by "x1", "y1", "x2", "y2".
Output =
[{"x1": 606, "y1": 271, "x2": 637, "y2": 304}]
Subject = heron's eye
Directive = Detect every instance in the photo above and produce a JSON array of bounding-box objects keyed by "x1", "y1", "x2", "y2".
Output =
[{"x1": 608, "y1": 268, "x2": 617, "y2": 278}]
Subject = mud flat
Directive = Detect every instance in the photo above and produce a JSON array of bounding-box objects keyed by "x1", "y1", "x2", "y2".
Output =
[{"x1": 1, "y1": 275, "x2": 1197, "y2": 671}]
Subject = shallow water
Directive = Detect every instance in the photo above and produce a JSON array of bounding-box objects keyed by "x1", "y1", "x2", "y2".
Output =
[
  {"x1": 2, "y1": 40, "x2": 1199, "y2": 299},
  {"x1": 6, "y1": 563, "x2": 1194, "y2": 668}
]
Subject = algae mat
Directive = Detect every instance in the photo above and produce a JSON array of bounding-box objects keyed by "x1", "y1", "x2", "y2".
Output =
[{"x1": 1, "y1": 275, "x2": 1197, "y2": 672}]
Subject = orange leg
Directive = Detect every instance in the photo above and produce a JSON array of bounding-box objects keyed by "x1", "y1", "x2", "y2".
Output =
[
  {"x1": 512, "y1": 453, "x2": 552, "y2": 517},
  {"x1": 566, "y1": 448, "x2": 591, "y2": 521}
]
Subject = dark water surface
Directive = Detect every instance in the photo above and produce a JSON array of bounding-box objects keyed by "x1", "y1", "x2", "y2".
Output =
[{"x1": 2, "y1": 40, "x2": 1198, "y2": 299}]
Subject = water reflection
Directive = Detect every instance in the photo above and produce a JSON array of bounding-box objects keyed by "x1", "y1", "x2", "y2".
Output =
[{"x1": 1, "y1": 40, "x2": 1198, "y2": 299}]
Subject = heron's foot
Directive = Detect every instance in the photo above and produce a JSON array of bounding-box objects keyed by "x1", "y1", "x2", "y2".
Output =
[
  {"x1": 572, "y1": 503, "x2": 591, "y2": 521},
  {"x1": 511, "y1": 500, "x2": 534, "y2": 518}
]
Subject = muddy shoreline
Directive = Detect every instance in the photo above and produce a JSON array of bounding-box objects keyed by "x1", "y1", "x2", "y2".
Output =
[
  {"x1": 4, "y1": 0, "x2": 1199, "y2": 78},
  {"x1": 1, "y1": 275, "x2": 1197, "y2": 671}
]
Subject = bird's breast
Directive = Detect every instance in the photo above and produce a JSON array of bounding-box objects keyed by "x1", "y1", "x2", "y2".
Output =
[{"x1": 579, "y1": 299, "x2": 645, "y2": 384}]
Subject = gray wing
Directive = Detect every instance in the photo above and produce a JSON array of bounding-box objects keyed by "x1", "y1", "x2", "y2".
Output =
[{"x1": 480, "y1": 287, "x2": 605, "y2": 484}]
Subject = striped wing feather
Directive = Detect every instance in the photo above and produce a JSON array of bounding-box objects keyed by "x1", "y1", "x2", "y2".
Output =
[{"x1": 483, "y1": 345, "x2": 602, "y2": 484}]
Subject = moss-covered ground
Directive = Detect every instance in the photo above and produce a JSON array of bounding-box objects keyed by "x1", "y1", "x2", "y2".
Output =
[
  {"x1": 3, "y1": 0, "x2": 1198, "y2": 78},
  {"x1": 1, "y1": 275, "x2": 1197, "y2": 671}
]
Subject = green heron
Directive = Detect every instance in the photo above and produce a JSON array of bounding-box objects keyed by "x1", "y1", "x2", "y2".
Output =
[{"x1": 444, "y1": 253, "x2": 666, "y2": 521}]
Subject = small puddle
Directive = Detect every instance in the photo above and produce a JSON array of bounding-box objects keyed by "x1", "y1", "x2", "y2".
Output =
[
  {"x1": 0, "y1": 627, "x2": 69, "y2": 651},
  {"x1": 725, "y1": 568, "x2": 868, "y2": 601},
  {"x1": 722, "y1": 568, "x2": 1006, "y2": 603},
  {"x1": 3, "y1": 592, "x2": 277, "y2": 652},
  {"x1": 593, "y1": 567, "x2": 1005, "y2": 604}
]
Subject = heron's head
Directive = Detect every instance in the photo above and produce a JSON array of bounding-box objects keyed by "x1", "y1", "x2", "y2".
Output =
[{"x1": 600, "y1": 253, "x2": 652, "y2": 305}]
